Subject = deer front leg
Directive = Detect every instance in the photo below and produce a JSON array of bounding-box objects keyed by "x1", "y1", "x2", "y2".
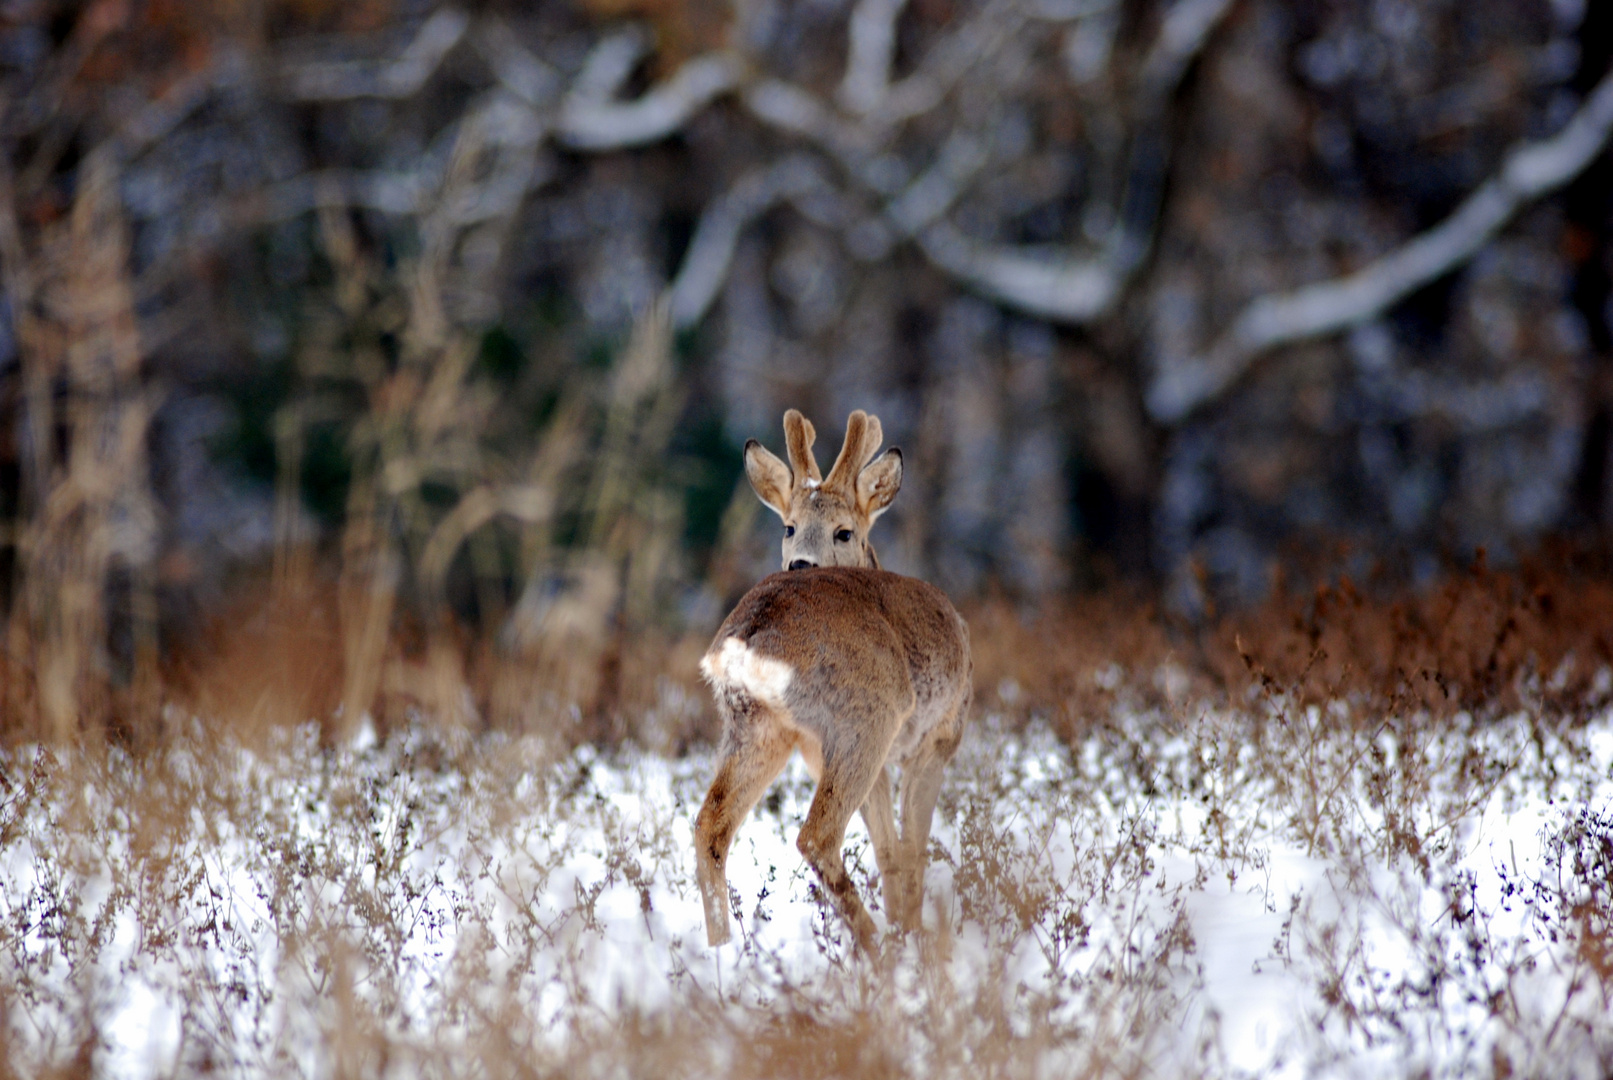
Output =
[{"x1": 694, "y1": 720, "x2": 795, "y2": 946}]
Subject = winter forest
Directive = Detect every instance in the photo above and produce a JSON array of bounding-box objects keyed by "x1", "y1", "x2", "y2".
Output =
[{"x1": 2, "y1": 0, "x2": 1613, "y2": 1076}]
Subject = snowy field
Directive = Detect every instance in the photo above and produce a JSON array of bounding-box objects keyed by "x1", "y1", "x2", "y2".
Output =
[{"x1": 2, "y1": 688, "x2": 1611, "y2": 1079}]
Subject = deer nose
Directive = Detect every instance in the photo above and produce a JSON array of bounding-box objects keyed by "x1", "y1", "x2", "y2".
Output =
[{"x1": 788, "y1": 558, "x2": 815, "y2": 571}]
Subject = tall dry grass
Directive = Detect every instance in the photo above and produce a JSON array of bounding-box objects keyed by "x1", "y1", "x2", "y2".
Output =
[
  {"x1": 3, "y1": 612, "x2": 1610, "y2": 1078},
  {"x1": 1, "y1": 151, "x2": 160, "y2": 744},
  {"x1": 0, "y1": 131, "x2": 719, "y2": 750}
]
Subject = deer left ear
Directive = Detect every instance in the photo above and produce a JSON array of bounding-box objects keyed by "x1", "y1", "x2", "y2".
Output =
[
  {"x1": 857, "y1": 447, "x2": 903, "y2": 522},
  {"x1": 745, "y1": 439, "x2": 793, "y2": 518}
]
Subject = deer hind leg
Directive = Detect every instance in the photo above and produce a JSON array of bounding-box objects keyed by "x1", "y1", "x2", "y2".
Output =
[
  {"x1": 894, "y1": 704, "x2": 966, "y2": 929},
  {"x1": 802, "y1": 744, "x2": 901, "y2": 926},
  {"x1": 694, "y1": 710, "x2": 795, "y2": 946},
  {"x1": 796, "y1": 737, "x2": 899, "y2": 955}
]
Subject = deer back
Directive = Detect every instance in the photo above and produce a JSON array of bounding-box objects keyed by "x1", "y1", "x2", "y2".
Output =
[{"x1": 703, "y1": 567, "x2": 970, "y2": 760}]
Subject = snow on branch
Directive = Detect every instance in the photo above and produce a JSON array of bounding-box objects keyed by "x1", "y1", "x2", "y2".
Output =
[
  {"x1": 1135, "y1": 0, "x2": 1235, "y2": 103},
  {"x1": 885, "y1": 132, "x2": 990, "y2": 237},
  {"x1": 907, "y1": 0, "x2": 1230, "y2": 325},
  {"x1": 667, "y1": 156, "x2": 831, "y2": 328},
  {"x1": 839, "y1": 0, "x2": 910, "y2": 115},
  {"x1": 281, "y1": 8, "x2": 470, "y2": 101},
  {"x1": 918, "y1": 224, "x2": 1126, "y2": 321},
  {"x1": 470, "y1": 18, "x2": 562, "y2": 108},
  {"x1": 556, "y1": 31, "x2": 745, "y2": 151},
  {"x1": 1145, "y1": 67, "x2": 1613, "y2": 424}
]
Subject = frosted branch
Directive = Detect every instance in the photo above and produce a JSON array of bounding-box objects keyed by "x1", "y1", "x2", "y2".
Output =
[
  {"x1": 281, "y1": 8, "x2": 470, "y2": 101},
  {"x1": 1145, "y1": 67, "x2": 1613, "y2": 423},
  {"x1": 557, "y1": 32, "x2": 745, "y2": 150},
  {"x1": 839, "y1": 0, "x2": 910, "y2": 115},
  {"x1": 667, "y1": 156, "x2": 830, "y2": 328},
  {"x1": 470, "y1": 18, "x2": 561, "y2": 108},
  {"x1": 904, "y1": 0, "x2": 1230, "y2": 325},
  {"x1": 884, "y1": 132, "x2": 989, "y2": 237},
  {"x1": 1136, "y1": 0, "x2": 1235, "y2": 102},
  {"x1": 917, "y1": 223, "x2": 1124, "y2": 322}
]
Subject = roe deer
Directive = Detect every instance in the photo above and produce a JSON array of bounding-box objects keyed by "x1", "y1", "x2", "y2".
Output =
[{"x1": 695, "y1": 409, "x2": 972, "y2": 953}]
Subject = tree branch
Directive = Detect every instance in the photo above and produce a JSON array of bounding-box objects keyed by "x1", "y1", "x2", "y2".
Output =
[
  {"x1": 666, "y1": 156, "x2": 830, "y2": 328},
  {"x1": 1145, "y1": 66, "x2": 1613, "y2": 423},
  {"x1": 470, "y1": 17, "x2": 562, "y2": 109},
  {"x1": 556, "y1": 32, "x2": 746, "y2": 151},
  {"x1": 1135, "y1": 0, "x2": 1236, "y2": 104},
  {"x1": 884, "y1": 131, "x2": 989, "y2": 238},
  {"x1": 906, "y1": 0, "x2": 1229, "y2": 324},
  {"x1": 839, "y1": 0, "x2": 910, "y2": 115},
  {"x1": 280, "y1": 8, "x2": 470, "y2": 101},
  {"x1": 917, "y1": 223, "x2": 1126, "y2": 321}
]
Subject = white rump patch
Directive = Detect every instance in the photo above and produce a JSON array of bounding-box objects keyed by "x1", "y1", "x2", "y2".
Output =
[{"x1": 700, "y1": 637, "x2": 794, "y2": 706}]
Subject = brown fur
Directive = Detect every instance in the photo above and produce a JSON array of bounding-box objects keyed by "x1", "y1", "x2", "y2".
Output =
[{"x1": 696, "y1": 412, "x2": 971, "y2": 954}]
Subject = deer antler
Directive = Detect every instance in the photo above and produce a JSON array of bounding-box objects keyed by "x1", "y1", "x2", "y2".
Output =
[
  {"x1": 783, "y1": 409, "x2": 821, "y2": 483},
  {"x1": 825, "y1": 411, "x2": 881, "y2": 493}
]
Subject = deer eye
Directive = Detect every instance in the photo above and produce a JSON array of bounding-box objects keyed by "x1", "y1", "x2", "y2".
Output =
[
  {"x1": 834, "y1": 528, "x2": 853, "y2": 543},
  {"x1": 784, "y1": 525, "x2": 795, "y2": 538}
]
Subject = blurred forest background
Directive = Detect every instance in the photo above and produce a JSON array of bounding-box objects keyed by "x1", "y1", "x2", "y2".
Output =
[{"x1": 1, "y1": 0, "x2": 1611, "y2": 740}]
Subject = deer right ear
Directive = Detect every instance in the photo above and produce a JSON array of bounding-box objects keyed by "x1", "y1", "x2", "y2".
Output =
[
  {"x1": 744, "y1": 439, "x2": 793, "y2": 518},
  {"x1": 857, "y1": 447, "x2": 903, "y2": 522}
]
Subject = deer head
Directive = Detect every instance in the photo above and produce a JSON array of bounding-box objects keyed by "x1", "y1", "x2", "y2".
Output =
[{"x1": 744, "y1": 409, "x2": 903, "y2": 571}]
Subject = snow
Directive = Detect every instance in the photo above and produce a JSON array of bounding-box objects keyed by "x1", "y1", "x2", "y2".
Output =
[{"x1": 3, "y1": 706, "x2": 1612, "y2": 1077}]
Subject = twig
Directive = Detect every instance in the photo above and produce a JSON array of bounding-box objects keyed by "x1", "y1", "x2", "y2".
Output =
[
  {"x1": 280, "y1": 8, "x2": 471, "y2": 101},
  {"x1": 247, "y1": 168, "x2": 434, "y2": 222},
  {"x1": 667, "y1": 156, "x2": 830, "y2": 328},
  {"x1": 102, "y1": 58, "x2": 228, "y2": 165},
  {"x1": 839, "y1": 0, "x2": 911, "y2": 115},
  {"x1": 742, "y1": 79, "x2": 881, "y2": 179},
  {"x1": 469, "y1": 18, "x2": 562, "y2": 109},
  {"x1": 885, "y1": 131, "x2": 989, "y2": 238},
  {"x1": 918, "y1": 222, "x2": 1128, "y2": 322},
  {"x1": 866, "y1": 0, "x2": 1025, "y2": 127},
  {"x1": 1145, "y1": 66, "x2": 1613, "y2": 423},
  {"x1": 905, "y1": 0, "x2": 1229, "y2": 325},
  {"x1": 1135, "y1": 0, "x2": 1236, "y2": 104},
  {"x1": 556, "y1": 32, "x2": 745, "y2": 151},
  {"x1": 241, "y1": 93, "x2": 548, "y2": 227}
]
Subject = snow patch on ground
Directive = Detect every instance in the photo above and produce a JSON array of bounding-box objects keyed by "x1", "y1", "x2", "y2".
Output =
[{"x1": 3, "y1": 707, "x2": 1611, "y2": 1077}]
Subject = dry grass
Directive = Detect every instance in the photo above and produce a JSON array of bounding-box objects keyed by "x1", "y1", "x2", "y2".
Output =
[
  {"x1": 967, "y1": 543, "x2": 1613, "y2": 736},
  {"x1": 3, "y1": 606, "x2": 1611, "y2": 1077}
]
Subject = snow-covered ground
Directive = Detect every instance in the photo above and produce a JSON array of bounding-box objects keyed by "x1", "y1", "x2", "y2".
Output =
[{"x1": 2, "y1": 698, "x2": 1611, "y2": 1078}]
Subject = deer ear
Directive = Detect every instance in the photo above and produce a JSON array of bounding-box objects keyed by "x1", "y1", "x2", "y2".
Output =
[
  {"x1": 744, "y1": 439, "x2": 793, "y2": 518},
  {"x1": 857, "y1": 447, "x2": 902, "y2": 522}
]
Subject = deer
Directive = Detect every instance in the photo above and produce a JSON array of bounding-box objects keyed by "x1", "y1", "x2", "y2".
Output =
[{"x1": 694, "y1": 409, "x2": 972, "y2": 954}]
